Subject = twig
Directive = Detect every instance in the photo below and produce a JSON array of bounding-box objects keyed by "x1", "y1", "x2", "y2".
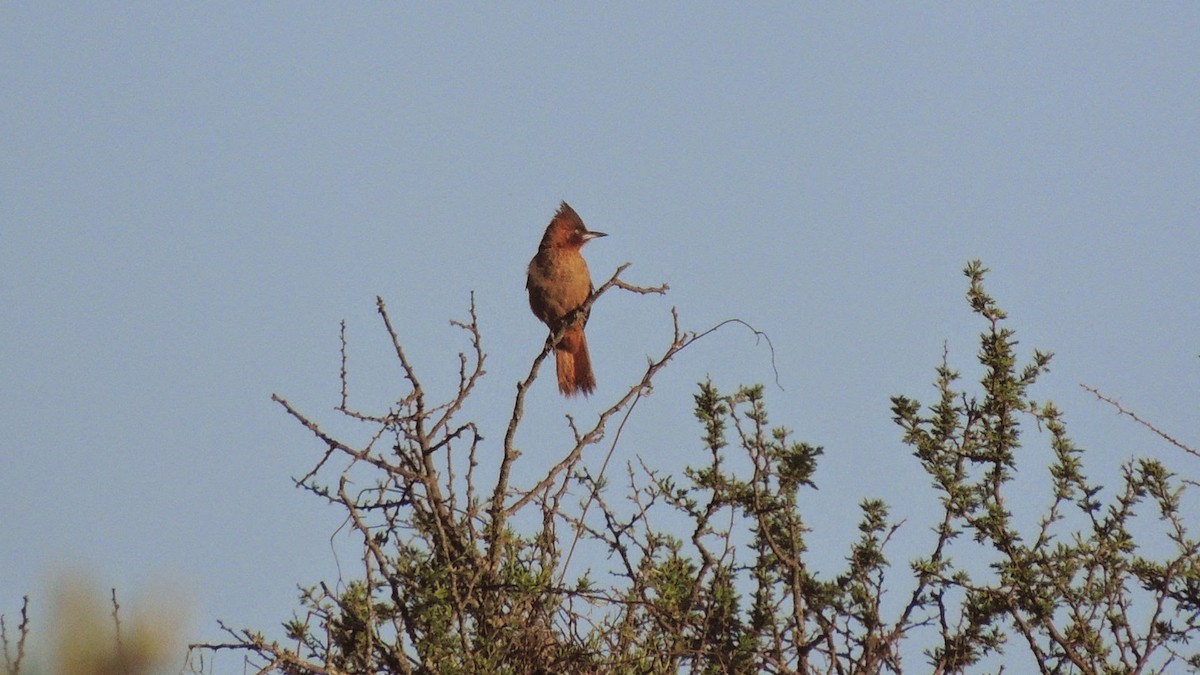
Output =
[
  {"x1": 1, "y1": 596, "x2": 30, "y2": 674},
  {"x1": 1081, "y1": 384, "x2": 1198, "y2": 460},
  {"x1": 696, "y1": 318, "x2": 783, "y2": 391},
  {"x1": 110, "y1": 588, "x2": 125, "y2": 667},
  {"x1": 339, "y1": 320, "x2": 349, "y2": 411}
]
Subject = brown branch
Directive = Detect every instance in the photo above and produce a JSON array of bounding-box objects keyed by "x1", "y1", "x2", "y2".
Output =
[
  {"x1": 376, "y1": 296, "x2": 427, "y2": 435},
  {"x1": 1081, "y1": 384, "x2": 1198, "y2": 460},
  {"x1": 0, "y1": 595, "x2": 30, "y2": 674},
  {"x1": 109, "y1": 588, "x2": 125, "y2": 668},
  {"x1": 339, "y1": 320, "x2": 349, "y2": 411},
  {"x1": 273, "y1": 394, "x2": 400, "y2": 476},
  {"x1": 189, "y1": 620, "x2": 351, "y2": 675},
  {"x1": 434, "y1": 292, "x2": 486, "y2": 442}
]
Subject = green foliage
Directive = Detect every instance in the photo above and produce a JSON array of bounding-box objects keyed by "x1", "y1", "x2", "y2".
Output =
[{"x1": 889, "y1": 261, "x2": 1200, "y2": 673}]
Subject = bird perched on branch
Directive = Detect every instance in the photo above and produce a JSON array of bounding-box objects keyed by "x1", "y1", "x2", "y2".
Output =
[{"x1": 527, "y1": 202, "x2": 607, "y2": 397}]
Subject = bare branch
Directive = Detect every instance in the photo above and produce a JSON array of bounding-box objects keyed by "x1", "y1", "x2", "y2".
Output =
[
  {"x1": 0, "y1": 595, "x2": 30, "y2": 674},
  {"x1": 1081, "y1": 383, "x2": 1198, "y2": 460}
]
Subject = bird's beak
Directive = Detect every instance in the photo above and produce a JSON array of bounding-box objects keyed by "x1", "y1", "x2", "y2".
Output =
[{"x1": 584, "y1": 230, "x2": 608, "y2": 241}]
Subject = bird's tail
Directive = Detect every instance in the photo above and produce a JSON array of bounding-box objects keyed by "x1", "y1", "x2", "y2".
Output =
[{"x1": 556, "y1": 324, "x2": 596, "y2": 397}]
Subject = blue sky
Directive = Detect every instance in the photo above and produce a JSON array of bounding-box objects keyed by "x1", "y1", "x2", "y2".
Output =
[{"x1": 3, "y1": 3, "x2": 1198, "y2": 668}]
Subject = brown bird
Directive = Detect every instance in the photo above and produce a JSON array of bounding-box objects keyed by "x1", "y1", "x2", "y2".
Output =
[{"x1": 527, "y1": 202, "x2": 607, "y2": 397}]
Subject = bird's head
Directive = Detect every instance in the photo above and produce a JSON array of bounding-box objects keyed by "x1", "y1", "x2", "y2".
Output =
[{"x1": 540, "y1": 202, "x2": 607, "y2": 251}]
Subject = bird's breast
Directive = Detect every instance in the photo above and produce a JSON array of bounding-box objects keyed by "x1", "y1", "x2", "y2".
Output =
[{"x1": 527, "y1": 249, "x2": 592, "y2": 324}]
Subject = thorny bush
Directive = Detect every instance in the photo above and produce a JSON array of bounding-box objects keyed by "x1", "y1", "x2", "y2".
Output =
[{"x1": 168, "y1": 261, "x2": 1199, "y2": 674}]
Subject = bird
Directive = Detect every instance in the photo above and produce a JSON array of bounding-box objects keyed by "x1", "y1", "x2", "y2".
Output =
[{"x1": 526, "y1": 202, "x2": 607, "y2": 397}]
